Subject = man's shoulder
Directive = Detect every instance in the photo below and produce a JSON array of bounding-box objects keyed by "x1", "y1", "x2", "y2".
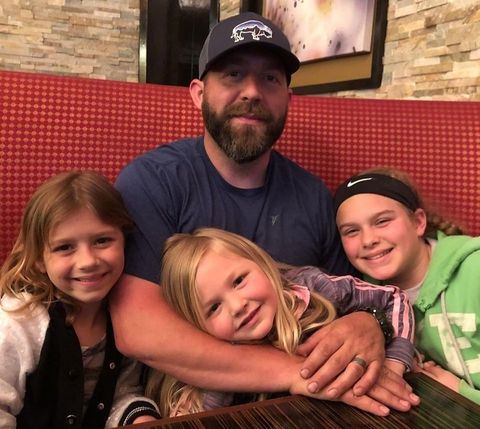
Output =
[
  {"x1": 270, "y1": 150, "x2": 329, "y2": 189},
  {"x1": 117, "y1": 136, "x2": 204, "y2": 178},
  {"x1": 133, "y1": 136, "x2": 202, "y2": 163}
]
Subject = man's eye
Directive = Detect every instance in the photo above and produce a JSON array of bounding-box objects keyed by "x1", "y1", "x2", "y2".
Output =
[
  {"x1": 225, "y1": 70, "x2": 241, "y2": 79},
  {"x1": 265, "y1": 74, "x2": 280, "y2": 83}
]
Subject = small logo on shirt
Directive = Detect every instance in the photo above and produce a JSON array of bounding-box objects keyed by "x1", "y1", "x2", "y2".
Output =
[
  {"x1": 270, "y1": 215, "x2": 279, "y2": 225},
  {"x1": 347, "y1": 177, "x2": 373, "y2": 187}
]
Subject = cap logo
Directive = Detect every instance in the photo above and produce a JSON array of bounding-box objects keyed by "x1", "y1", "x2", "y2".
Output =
[{"x1": 231, "y1": 20, "x2": 273, "y2": 43}]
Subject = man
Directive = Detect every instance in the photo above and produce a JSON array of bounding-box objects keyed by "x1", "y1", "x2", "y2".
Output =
[{"x1": 111, "y1": 12, "x2": 418, "y2": 415}]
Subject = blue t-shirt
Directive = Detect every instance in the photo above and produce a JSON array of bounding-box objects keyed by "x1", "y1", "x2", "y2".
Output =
[{"x1": 116, "y1": 137, "x2": 352, "y2": 283}]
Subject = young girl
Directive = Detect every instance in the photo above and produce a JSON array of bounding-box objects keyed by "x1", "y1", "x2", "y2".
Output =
[
  {"x1": 334, "y1": 167, "x2": 480, "y2": 405},
  {"x1": 0, "y1": 171, "x2": 160, "y2": 428},
  {"x1": 146, "y1": 227, "x2": 415, "y2": 417}
]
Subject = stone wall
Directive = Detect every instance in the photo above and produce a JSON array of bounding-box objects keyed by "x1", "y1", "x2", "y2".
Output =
[
  {"x1": 351, "y1": 0, "x2": 480, "y2": 100},
  {"x1": 0, "y1": 0, "x2": 139, "y2": 82},
  {"x1": 0, "y1": 0, "x2": 478, "y2": 99}
]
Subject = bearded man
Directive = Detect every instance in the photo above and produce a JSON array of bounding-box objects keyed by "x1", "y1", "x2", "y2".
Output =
[{"x1": 112, "y1": 12, "x2": 418, "y2": 416}]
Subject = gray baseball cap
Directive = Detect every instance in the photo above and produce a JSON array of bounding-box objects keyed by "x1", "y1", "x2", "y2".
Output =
[{"x1": 198, "y1": 12, "x2": 300, "y2": 81}]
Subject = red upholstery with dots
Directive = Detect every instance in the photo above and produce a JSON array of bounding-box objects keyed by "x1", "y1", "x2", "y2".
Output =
[{"x1": 1, "y1": 70, "x2": 479, "y2": 263}]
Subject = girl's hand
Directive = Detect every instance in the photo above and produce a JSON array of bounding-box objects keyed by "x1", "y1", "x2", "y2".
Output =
[
  {"x1": 384, "y1": 359, "x2": 406, "y2": 377},
  {"x1": 412, "y1": 353, "x2": 425, "y2": 373},
  {"x1": 418, "y1": 360, "x2": 461, "y2": 393}
]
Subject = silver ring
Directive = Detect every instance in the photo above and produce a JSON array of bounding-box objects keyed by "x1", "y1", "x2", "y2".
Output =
[{"x1": 351, "y1": 356, "x2": 368, "y2": 370}]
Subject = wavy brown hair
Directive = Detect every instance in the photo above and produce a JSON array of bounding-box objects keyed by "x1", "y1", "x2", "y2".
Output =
[{"x1": 0, "y1": 171, "x2": 133, "y2": 322}]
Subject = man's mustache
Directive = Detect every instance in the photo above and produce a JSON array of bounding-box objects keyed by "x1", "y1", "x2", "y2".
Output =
[{"x1": 225, "y1": 103, "x2": 271, "y2": 121}]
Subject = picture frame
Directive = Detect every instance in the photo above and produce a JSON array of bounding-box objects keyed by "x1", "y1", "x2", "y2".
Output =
[{"x1": 243, "y1": 0, "x2": 389, "y2": 95}]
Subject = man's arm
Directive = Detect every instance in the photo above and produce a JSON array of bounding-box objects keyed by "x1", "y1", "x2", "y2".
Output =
[
  {"x1": 109, "y1": 274, "x2": 300, "y2": 392},
  {"x1": 110, "y1": 275, "x2": 417, "y2": 413}
]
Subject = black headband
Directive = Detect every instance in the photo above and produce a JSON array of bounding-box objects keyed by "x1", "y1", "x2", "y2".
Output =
[{"x1": 334, "y1": 173, "x2": 420, "y2": 214}]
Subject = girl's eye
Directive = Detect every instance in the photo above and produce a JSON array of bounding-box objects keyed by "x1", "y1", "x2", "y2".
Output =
[
  {"x1": 52, "y1": 243, "x2": 72, "y2": 253},
  {"x1": 376, "y1": 218, "x2": 391, "y2": 226},
  {"x1": 233, "y1": 275, "x2": 245, "y2": 287},
  {"x1": 341, "y1": 228, "x2": 359, "y2": 237},
  {"x1": 207, "y1": 303, "x2": 220, "y2": 318},
  {"x1": 95, "y1": 236, "x2": 113, "y2": 246}
]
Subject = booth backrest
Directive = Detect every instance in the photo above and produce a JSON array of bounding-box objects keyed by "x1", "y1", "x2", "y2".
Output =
[{"x1": 1, "y1": 70, "x2": 479, "y2": 263}]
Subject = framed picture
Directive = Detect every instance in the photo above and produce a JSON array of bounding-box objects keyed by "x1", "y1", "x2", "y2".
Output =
[{"x1": 244, "y1": 0, "x2": 388, "y2": 94}]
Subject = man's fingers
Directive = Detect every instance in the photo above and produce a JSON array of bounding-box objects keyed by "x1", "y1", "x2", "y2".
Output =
[
  {"x1": 302, "y1": 347, "x2": 352, "y2": 392},
  {"x1": 311, "y1": 356, "x2": 370, "y2": 398},
  {"x1": 367, "y1": 382, "x2": 418, "y2": 412},
  {"x1": 340, "y1": 390, "x2": 390, "y2": 417},
  {"x1": 298, "y1": 331, "x2": 343, "y2": 380},
  {"x1": 352, "y1": 360, "x2": 382, "y2": 396},
  {"x1": 367, "y1": 366, "x2": 420, "y2": 407}
]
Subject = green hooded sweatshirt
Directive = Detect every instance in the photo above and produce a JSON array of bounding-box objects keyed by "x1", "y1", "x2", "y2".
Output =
[{"x1": 414, "y1": 232, "x2": 480, "y2": 404}]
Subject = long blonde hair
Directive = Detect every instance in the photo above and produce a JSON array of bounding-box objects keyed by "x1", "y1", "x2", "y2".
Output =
[
  {"x1": 0, "y1": 171, "x2": 133, "y2": 321},
  {"x1": 146, "y1": 228, "x2": 336, "y2": 416},
  {"x1": 362, "y1": 167, "x2": 464, "y2": 237}
]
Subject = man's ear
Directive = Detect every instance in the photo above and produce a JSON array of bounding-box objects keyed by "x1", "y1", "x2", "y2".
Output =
[
  {"x1": 413, "y1": 208, "x2": 428, "y2": 237},
  {"x1": 189, "y1": 78, "x2": 204, "y2": 110}
]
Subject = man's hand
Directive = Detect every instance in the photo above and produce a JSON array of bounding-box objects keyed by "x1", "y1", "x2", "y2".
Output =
[
  {"x1": 292, "y1": 363, "x2": 420, "y2": 416},
  {"x1": 296, "y1": 312, "x2": 385, "y2": 398},
  {"x1": 363, "y1": 363, "x2": 420, "y2": 411}
]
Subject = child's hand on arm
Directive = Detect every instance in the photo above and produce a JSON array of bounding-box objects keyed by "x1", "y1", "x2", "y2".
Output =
[
  {"x1": 384, "y1": 359, "x2": 406, "y2": 377},
  {"x1": 418, "y1": 360, "x2": 461, "y2": 393}
]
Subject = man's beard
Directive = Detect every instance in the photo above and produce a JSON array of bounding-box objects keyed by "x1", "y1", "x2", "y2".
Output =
[{"x1": 202, "y1": 99, "x2": 287, "y2": 164}]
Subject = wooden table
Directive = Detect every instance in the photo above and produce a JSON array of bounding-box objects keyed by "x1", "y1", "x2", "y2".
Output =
[{"x1": 124, "y1": 374, "x2": 480, "y2": 428}]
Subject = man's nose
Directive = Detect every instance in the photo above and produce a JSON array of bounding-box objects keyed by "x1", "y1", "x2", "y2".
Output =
[{"x1": 239, "y1": 74, "x2": 263, "y2": 102}]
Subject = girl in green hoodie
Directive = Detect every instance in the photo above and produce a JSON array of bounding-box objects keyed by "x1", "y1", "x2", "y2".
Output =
[{"x1": 334, "y1": 167, "x2": 480, "y2": 405}]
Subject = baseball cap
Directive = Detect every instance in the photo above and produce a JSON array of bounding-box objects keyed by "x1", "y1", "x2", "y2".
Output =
[{"x1": 198, "y1": 12, "x2": 300, "y2": 81}]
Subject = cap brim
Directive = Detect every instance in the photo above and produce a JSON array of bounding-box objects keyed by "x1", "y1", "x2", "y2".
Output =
[{"x1": 202, "y1": 41, "x2": 300, "y2": 79}]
